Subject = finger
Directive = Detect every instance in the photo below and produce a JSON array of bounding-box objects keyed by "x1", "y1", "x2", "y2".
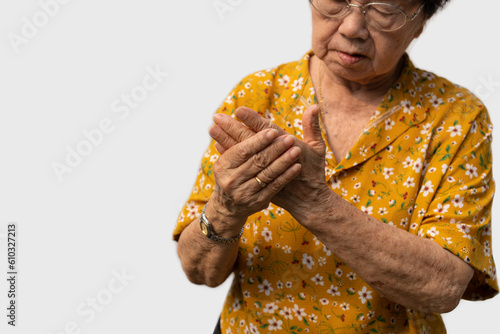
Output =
[
  {"x1": 222, "y1": 128, "x2": 279, "y2": 168},
  {"x1": 213, "y1": 113, "x2": 256, "y2": 145},
  {"x1": 235, "y1": 107, "x2": 286, "y2": 136},
  {"x1": 214, "y1": 142, "x2": 226, "y2": 154},
  {"x1": 255, "y1": 163, "x2": 301, "y2": 199},
  {"x1": 240, "y1": 135, "x2": 297, "y2": 181},
  {"x1": 255, "y1": 145, "x2": 301, "y2": 184},
  {"x1": 302, "y1": 104, "x2": 326, "y2": 154},
  {"x1": 209, "y1": 124, "x2": 237, "y2": 153}
]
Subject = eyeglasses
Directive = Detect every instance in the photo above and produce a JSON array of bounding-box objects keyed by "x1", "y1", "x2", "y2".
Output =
[{"x1": 309, "y1": 0, "x2": 425, "y2": 32}]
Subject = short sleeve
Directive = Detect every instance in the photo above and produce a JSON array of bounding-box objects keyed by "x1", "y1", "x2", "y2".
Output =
[
  {"x1": 417, "y1": 104, "x2": 498, "y2": 300},
  {"x1": 171, "y1": 98, "x2": 232, "y2": 240},
  {"x1": 172, "y1": 68, "x2": 277, "y2": 240}
]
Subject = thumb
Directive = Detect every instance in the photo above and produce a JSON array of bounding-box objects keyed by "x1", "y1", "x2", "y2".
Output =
[{"x1": 302, "y1": 104, "x2": 325, "y2": 153}]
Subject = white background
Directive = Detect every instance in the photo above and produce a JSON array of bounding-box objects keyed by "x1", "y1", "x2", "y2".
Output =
[{"x1": 0, "y1": 0, "x2": 499, "y2": 333}]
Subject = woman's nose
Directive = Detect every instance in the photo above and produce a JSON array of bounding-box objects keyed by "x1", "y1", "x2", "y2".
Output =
[{"x1": 337, "y1": 4, "x2": 370, "y2": 40}]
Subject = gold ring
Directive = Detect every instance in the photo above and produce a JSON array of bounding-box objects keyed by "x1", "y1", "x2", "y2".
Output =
[{"x1": 255, "y1": 177, "x2": 267, "y2": 188}]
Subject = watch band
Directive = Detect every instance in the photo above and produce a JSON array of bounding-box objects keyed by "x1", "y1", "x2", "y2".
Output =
[{"x1": 200, "y1": 204, "x2": 244, "y2": 245}]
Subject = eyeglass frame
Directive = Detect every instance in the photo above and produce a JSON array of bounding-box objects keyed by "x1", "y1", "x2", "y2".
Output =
[{"x1": 309, "y1": 0, "x2": 426, "y2": 32}]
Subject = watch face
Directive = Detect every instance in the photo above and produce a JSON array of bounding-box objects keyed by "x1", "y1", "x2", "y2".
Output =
[{"x1": 200, "y1": 221, "x2": 209, "y2": 236}]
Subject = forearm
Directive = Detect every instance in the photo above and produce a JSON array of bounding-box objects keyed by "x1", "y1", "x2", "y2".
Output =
[
  {"x1": 177, "y1": 202, "x2": 245, "y2": 287},
  {"x1": 294, "y1": 189, "x2": 474, "y2": 313}
]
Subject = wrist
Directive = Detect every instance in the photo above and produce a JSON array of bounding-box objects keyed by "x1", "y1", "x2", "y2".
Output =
[
  {"x1": 291, "y1": 184, "x2": 337, "y2": 227},
  {"x1": 204, "y1": 198, "x2": 247, "y2": 238}
]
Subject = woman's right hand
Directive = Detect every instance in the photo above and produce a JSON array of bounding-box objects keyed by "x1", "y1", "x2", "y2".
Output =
[{"x1": 206, "y1": 127, "x2": 302, "y2": 236}]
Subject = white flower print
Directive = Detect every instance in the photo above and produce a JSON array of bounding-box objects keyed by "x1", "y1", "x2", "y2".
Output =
[
  {"x1": 311, "y1": 273, "x2": 324, "y2": 286},
  {"x1": 282, "y1": 245, "x2": 291, "y2": 253},
  {"x1": 258, "y1": 279, "x2": 273, "y2": 296},
  {"x1": 186, "y1": 201, "x2": 200, "y2": 219},
  {"x1": 358, "y1": 286, "x2": 373, "y2": 304},
  {"x1": 254, "y1": 246, "x2": 260, "y2": 255},
  {"x1": 422, "y1": 72, "x2": 435, "y2": 80},
  {"x1": 385, "y1": 118, "x2": 396, "y2": 130},
  {"x1": 267, "y1": 317, "x2": 283, "y2": 331},
  {"x1": 403, "y1": 177, "x2": 415, "y2": 188},
  {"x1": 402, "y1": 156, "x2": 413, "y2": 168},
  {"x1": 309, "y1": 314, "x2": 318, "y2": 323},
  {"x1": 456, "y1": 222, "x2": 472, "y2": 239},
  {"x1": 447, "y1": 124, "x2": 462, "y2": 137},
  {"x1": 320, "y1": 298, "x2": 329, "y2": 305},
  {"x1": 261, "y1": 227, "x2": 272, "y2": 242},
  {"x1": 429, "y1": 95, "x2": 443, "y2": 108},
  {"x1": 263, "y1": 302, "x2": 278, "y2": 314},
  {"x1": 401, "y1": 99, "x2": 415, "y2": 114},
  {"x1": 465, "y1": 163, "x2": 478, "y2": 179},
  {"x1": 247, "y1": 323, "x2": 259, "y2": 334},
  {"x1": 451, "y1": 194, "x2": 464, "y2": 208},
  {"x1": 232, "y1": 298, "x2": 241, "y2": 311},
  {"x1": 413, "y1": 158, "x2": 423, "y2": 173},
  {"x1": 378, "y1": 207, "x2": 388, "y2": 215},
  {"x1": 340, "y1": 302, "x2": 350, "y2": 311},
  {"x1": 291, "y1": 78, "x2": 304, "y2": 92},
  {"x1": 484, "y1": 246, "x2": 491, "y2": 257},
  {"x1": 278, "y1": 75, "x2": 290, "y2": 86},
  {"x1": 302, "y1": 253, "x2": 315, "y2": 270},
  {"x1": 225, "y1": 93, "x2": 234, "y2": 104},
  {"x1": 323, "y1": 244, "x2": 332, "y2": 256},
  {"x1": 426, "y1": 227, "x2": 439, "y2": 238},
  {"x1": 482, "y1": 224, "x2": 492, "y2": 236},
  {"x1": 420, "y1": 123, "x2": 432, "y2": 135},
  {"x1": 470, "y1": 120, "x2": 478, "y2": 133},
  {"x1": 279, "y1": 307, "x2": 293, "y2": 320},
  {"x1": 331, "y1": 177, "x2": 341, "y2": 189},
  {"x1": 292, "y1": 304, "x2": 307, "y2": 321},
  {"x1": 247, "y1": 253, "x2": 254, "y2": 266},
  {"x1": 335, "y1": 268, "x2": 343, "y2": 277},
  {"x1": 238, "y1": 90, "x2": 246, "y2": 98},
  {"x1": 420, "y1": 180, "x2": 434, "y2": 197},
  {"x1": 433, "y1": 203, "x2": 450, "y2": 214},
  {"x1": 441, "y1": 164, "x2": 448, "y2": 174},
  {"x1": 383, "y1": 167, "x2": 394, "y2": 179},
  {"x1": 294, "y1": 118, "x2": 303, "y2": 130},
  {"x1": 326, "y1": 285, "x2": 340, "y2": 296},
  {"x1": 361, "y1": 206, "x2": 373, "y2": 215}
]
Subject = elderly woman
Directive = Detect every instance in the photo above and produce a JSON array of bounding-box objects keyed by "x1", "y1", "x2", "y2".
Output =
[{"x1": 174, "y1": 0, "x2": 498, "y2": 332}]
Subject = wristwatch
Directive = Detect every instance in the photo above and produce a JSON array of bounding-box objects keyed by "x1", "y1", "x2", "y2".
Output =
[{"x1": 200, "y1": 204, "x2": 244, "y2": 245}]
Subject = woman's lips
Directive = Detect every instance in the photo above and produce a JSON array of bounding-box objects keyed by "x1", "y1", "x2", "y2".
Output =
[{"x1": 337, "y1": 51, "x2": 364, "y2": 66}]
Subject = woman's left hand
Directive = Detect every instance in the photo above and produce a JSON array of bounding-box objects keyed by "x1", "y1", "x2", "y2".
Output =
[{"x1": 210, "y1": 105, "x2": 332, "y2": 222}]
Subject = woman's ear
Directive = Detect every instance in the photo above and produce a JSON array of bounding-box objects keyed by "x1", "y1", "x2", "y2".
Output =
[{"x1": 413, "y1": 17, "x2": 428, "y2": 39}]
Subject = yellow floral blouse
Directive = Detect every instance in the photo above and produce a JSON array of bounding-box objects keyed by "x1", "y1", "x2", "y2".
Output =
[{"x1": 174, "y1": 51, "x2": 498, "y2": 334}]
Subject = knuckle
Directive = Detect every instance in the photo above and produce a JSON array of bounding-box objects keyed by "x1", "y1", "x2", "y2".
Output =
[
  {"x1": 267, "y1": 178, "x2": 284, "y2": 194},
  {"x1": 231, "y1": 144, "x2": 249, "y2": 162},
  {"x1": 258, "y1": 168, "x2": 274, "y2": 183},
  {"x1": 251, "y1": 153, "x2": 268, "y2": 170}
]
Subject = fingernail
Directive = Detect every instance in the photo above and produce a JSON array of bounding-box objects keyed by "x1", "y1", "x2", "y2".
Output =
[
  {"x1": 208, "y1": 124, "x2": 220, "y2": 136},
  {"x1": 266, "y1": 129, "x2": 277, "y2": 139},
  {"x1": 283, "y1": 135, "x2": 294, "y2": 146},
  {"x1": 289, "y1": 146, "x2": 301, "y2": 158},
  {"x1": 236, "y1": 107, "x2": 247, "y2": 120},
  {"x1": 213, "y1": 114, "x2": 223, "y2": 122}
]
